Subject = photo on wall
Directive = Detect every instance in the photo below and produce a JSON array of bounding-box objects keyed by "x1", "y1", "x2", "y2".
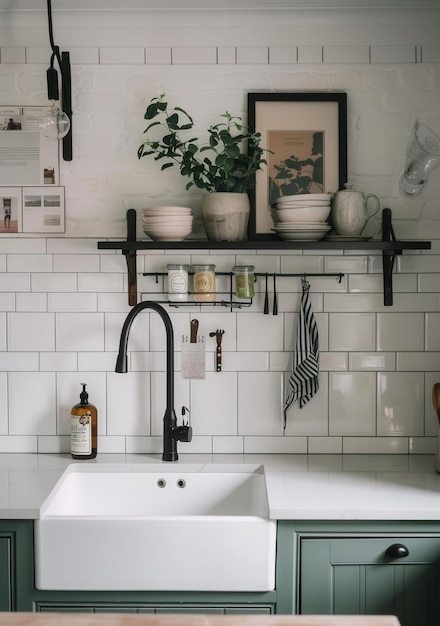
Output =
[
  {"x1": 0, "y1": 187, "x2": 22, "y2": 233},
  {"x1": 22, "y1": 186, "x2": 65, "y2": 233}
]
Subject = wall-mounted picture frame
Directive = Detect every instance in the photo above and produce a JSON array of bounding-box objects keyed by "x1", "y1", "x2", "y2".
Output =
[{"x1": 247, "y1": 92, "x2": 347, "y2": 239}]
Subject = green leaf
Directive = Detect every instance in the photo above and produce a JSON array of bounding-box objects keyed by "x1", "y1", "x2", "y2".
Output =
[{"x1": 161, "y1": 163, "x2": 174, "y2": 170}]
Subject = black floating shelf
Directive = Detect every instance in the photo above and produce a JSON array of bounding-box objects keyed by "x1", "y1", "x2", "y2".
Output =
[{"x1": 97, "y1": 208, "x2": 431, "y2": 307}]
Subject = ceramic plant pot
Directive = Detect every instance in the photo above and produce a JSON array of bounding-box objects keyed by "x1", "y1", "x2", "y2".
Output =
[{"x1": 202, "y1": 192, "x2": 250, "y2": 241}]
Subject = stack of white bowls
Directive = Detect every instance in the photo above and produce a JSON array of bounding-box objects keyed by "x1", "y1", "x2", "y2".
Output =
[
  {"x1": 271, "y1": 193, "x2": 332, "y2": 241},
  {"x1": 142, "y1": 206, "x2": 193, "y2": 241}
]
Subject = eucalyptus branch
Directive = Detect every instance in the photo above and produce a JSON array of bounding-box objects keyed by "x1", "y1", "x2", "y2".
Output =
[{"x1": 138, "y1": 94, "x2": 269, "y2": 194}]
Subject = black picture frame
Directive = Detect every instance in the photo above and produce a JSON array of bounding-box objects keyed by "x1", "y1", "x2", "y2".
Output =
[{"x1": 247, "y1": 92, "x2": 347, "y2": 240}]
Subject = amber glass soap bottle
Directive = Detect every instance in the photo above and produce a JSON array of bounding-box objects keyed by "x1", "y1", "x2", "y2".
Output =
[{"x1": 70, "y1": 383, "x2": 97, "y2": 459}]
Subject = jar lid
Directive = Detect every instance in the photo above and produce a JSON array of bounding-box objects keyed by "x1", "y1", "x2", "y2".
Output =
[
  {"x1": 233, "y1": 265, "x2": 255, "y2": 272},
  {"x1": 167, "y1": 264, "x2": 189, "y2": 270},
  {"x1": 192, "y1": 264, "x2": 216, "y2": 271}
]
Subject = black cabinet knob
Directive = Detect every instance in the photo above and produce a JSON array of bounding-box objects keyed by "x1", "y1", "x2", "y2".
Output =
[{"x1": 385, "y1": 543, "x2": 409, "y2": 558}]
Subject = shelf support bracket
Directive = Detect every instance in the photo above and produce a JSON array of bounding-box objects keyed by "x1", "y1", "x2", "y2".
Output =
[
  {"x1": 382, "y1": 207, "x2": 401, "y2": 307},
  {"x1": 124, "y1": 209, "x2": 137, "y2": 306}
]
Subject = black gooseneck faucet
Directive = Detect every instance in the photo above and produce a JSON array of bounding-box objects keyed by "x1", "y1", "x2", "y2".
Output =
[{"x1": 115, "y1": 301, "x2": 192, "y2": 461}]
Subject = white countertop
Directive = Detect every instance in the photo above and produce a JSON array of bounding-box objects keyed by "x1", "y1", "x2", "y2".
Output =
[{"x1": 2, "y1": 452, "x2": 440, "y2": 521}]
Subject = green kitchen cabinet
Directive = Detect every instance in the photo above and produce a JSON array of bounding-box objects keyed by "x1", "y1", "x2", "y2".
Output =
[
  {"x1": 276, "y1": 521, "x2": 440, "y2": 626},
  {"x1": 0, "y1": 520, "x2": 34, "y2": 611}
]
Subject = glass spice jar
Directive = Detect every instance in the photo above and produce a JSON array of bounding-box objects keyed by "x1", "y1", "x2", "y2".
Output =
[
  {"x1": 192, "y1": 264, "x2": 216, "y2": 302},
  {"x1": 233, "y1": 265, "x2": 255, "y2": 299},
  {"x1": 167, "y1": 264, "x2": 189, "y2": 302}
]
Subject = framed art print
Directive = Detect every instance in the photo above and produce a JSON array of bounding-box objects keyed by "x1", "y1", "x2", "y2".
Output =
[{"x1": 247, "y1": 92, "x2": 347, "y2": 238}]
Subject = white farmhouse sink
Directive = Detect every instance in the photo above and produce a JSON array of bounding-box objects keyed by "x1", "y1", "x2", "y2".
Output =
[{"x1": 34, "y1": 463, "x2": 276, "y2": 592}]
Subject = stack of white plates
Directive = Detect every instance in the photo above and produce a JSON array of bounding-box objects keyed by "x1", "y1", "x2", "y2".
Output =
[
  {"x1": 142, "y1": 206, "x2": 193, "y2": 241},
  {"x1": 272, "y1": 193, "x2": 331, "y2": 240},
  {"x1": 272, "y1": 222, "x2": 331, "y2": 241}
]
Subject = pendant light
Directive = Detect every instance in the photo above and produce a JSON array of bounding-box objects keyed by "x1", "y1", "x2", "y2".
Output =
[{"x1": 38, "y1": 0, "x2": 72, "y2": 161}]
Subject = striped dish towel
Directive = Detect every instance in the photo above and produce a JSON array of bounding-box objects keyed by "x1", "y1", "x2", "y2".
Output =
[{"x1": 283, "y1": 277, "x2": 319, "y2": 428}]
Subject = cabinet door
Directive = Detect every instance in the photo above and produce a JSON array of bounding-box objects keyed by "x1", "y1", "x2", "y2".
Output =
[
  {"x1": 0, "y1": 537, "x2": 11, "y2": 611},
  {"x1": 300, "y1": 537, "x2": 440, "y2": 626}
]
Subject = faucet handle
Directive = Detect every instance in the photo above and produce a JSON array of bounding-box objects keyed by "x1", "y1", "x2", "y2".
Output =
[{"x1": 174, "y1": 424, "x2": 193, "y2": 443}]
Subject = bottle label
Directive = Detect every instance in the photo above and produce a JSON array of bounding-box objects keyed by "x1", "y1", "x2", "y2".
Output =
[{"x1": 71, "y1": 411, "x2": 92, "y2": 455}]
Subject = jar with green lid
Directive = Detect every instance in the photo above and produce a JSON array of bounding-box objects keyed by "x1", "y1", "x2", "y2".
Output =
[
  {"x1": 192, "y1": 264, "x2": 216, "y2": 302},
  {"x1": 233, "y1": 265, "x2": 255, "y2": 299}
]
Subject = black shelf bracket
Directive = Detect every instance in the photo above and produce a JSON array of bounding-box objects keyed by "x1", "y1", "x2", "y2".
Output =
[
  {"x1": 124, "y1": 208, "x2": 137, "y2": 306},
  {"x1": 382, "y1": 207, "x2": 401, "y2": 306}
]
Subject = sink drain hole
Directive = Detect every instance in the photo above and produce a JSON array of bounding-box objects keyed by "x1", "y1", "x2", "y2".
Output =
[
  {"x1": 176, "y1": 479, "x2": 186, "y2": 488},
  {"x1": 157, "y1": 478, "x2": 166, "y2": 488}
]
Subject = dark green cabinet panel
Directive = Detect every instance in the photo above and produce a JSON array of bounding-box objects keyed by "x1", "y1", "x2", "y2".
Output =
[
  {"x1": 0, "y1": 520, "x2": 34, "y2": 612},
  {"x1": 300, "y1": 536, "x2": 440, "y2": 626},
  {"x1": 0, "y1": 538, "x2": 11, "y2": 611}
]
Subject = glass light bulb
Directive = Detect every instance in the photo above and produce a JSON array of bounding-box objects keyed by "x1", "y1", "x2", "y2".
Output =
[{"x1": 39, "y1": 104, "x2": 70, "y2": 140}]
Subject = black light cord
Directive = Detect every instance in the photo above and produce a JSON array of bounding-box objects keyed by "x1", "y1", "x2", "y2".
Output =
[{"x1": 44, "y1": 0, "x2": 73, "y2": 160}]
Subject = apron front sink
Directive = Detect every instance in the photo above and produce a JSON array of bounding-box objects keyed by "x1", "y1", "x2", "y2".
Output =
[{"x1": 34, "y1": 463, "x2": 276, "y2": 592}]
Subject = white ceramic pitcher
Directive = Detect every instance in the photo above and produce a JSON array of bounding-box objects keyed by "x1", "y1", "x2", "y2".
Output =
[{"x1": 331, "y1": 183, "x2": 380, "y2": 237}]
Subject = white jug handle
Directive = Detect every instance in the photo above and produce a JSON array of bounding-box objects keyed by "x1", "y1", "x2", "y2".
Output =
[{"x1": 365, "y1": 194, "x2": 380, "y2": 218}]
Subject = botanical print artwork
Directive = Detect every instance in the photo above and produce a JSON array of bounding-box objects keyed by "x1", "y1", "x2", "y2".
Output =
[{"x1": 268, "y1": 130, "x2": 324, "y2": 204}]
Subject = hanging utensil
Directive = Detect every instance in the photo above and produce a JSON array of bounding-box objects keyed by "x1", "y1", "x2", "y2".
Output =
[
  {"x1": 432, "y1": 383, "x2": 440, "y2": 424},
  {"x1": 272, "y1": 274, "x2": 278, "y2": 316},
  {"x1": 209, "y1": 329, "x2": 225, "y2": 372},
  {"x1": 264, "y1": 274, "x2": 269, "y2": 315}
]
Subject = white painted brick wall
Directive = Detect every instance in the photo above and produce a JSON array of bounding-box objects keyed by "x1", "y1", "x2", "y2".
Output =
[{"x1": 0, "y1": 5, "x2": 438, "y2": 455}]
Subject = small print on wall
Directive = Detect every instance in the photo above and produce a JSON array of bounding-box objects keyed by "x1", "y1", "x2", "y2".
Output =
[
  {"x1": 22, "y1": 186, "x2": 65, "y2": 233},
  {"x1": 0, "y1": 187, "x2": 22, "y2": 233},
  {"x1": 268, "y1": 130, "x2": 324, "y2": 204}
]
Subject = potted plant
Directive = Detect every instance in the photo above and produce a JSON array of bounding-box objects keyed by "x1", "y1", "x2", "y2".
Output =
[{"x1": 138, "y1": 94, "x2": 268, "y2": 241}]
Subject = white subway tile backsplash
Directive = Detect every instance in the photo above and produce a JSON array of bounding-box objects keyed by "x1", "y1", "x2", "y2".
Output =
[
  {"x1": 145, "y1": 47, "x2": 172, "y2": 64},
  {"x1": 297, "y1": 46, "x2": 322, "y2": 63},
  {"x1": 329, "y1": 312, "x2": 375, "y2": 351},
  {"x1": 0, "y1": 436, "x2": 37, "y2": 453},
  {"x1": 0, "y1": 373, "x2": 7, "y2": 434},
  {"x1": 172, "y1": 47, "x2": 217, "y2": 64},
  {"x1": 54, "y1": 255, "x2": 100, "y2": 273},
  {"x1": 0, "y1": 273, "x2": 30, "y2": 292},
  {"x1": 9, "y1": 372, "x2": 56, "y2": 435},
  {"x1": 0, "y1": 313, "x2": 5, "y2": 352},
  {"x1": 55, "y1": 313, "x2": 104, "y2": 351},
  {"x1": 16, "y1": 293, "x2": 47, "y2": 312},
  {"x1": 0, "y1": 353, "x2": 39, "y2": 371},
  {"x1": 349, "y1": 352, "x2": 395, "y2": 371},
  {"x1": 7, "y1": 255, "x2": 53, "y2": 273},
  {"x1": 107, "y1": 371, "x2": 150, "y2": 436},
  {"x1": 323, "y1": 46, "x2": 369, "y2": 63},
  {"x1": 217, "y1": 47, "x2": 236, "y2": 64},
  {"x1": 269, "y1": 46, "x2": 297, "y2": 64},
  {"x1": 236, "y1": 47, "x2": 268, "y2": 64},
  {"x1": 238, "y1": 372, "x2": 283, "y2": 436},
  {"x1": 308, "y1": 437, "x2": 343, "y2": 454},
  {"x1": 329, "y1": 372, "x2": 376, "y2": 436},
  {"x1": 8, "y1": 312, "x2": 55, "y2": 352},
  {"x1": 190, "y1": 373, "x2": 237, "y2": 435},
  {"x1": 237, "y1": 314, "x2": 283, "y2": 351},
  {"x1": 0, "y1": 46, "x2": 26, "y2": 63},
  {"x1": 244, "y1": 436, "x2": 307, "y2": 454},
  {"x1": 99, "y1": 47, "x2": 145, "y2": 64},
  {"x1": 377, "y1": 372, "x2": 424, "y2": 436},
  {"x1": 48, "y1": 293, "x2": 97, "y2": 312},
  {"x1": 33, "y1": 274, "x2": 77, "y2": 293},
  {"x1": 370, "y1": 46, "x2": 416, "y2": 63},
  {"x1": 343, "y1": 437, "x2": 409, "y2": 454},
  {"x1": 40, "y1": 352, "x2": 78, "y2": 372},
  {"x1": 377, "y1": 312, "x2": 424, "y2": 351}
]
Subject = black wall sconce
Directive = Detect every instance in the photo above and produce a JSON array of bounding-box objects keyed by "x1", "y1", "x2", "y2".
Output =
[{"x1": 39, "y1": 0, "x2": 72, "y2": 161}]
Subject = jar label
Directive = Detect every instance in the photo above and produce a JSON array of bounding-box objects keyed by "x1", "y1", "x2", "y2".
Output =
[
  {"x1": 169, "y1": 273, "x2": 187, "y2": 293},
  {"x1": 71, "y1": 412, "x2": 92, "y2": 455},
  {"x1": 194, "y1": 271, "x2": 214, "y2": 293}
]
